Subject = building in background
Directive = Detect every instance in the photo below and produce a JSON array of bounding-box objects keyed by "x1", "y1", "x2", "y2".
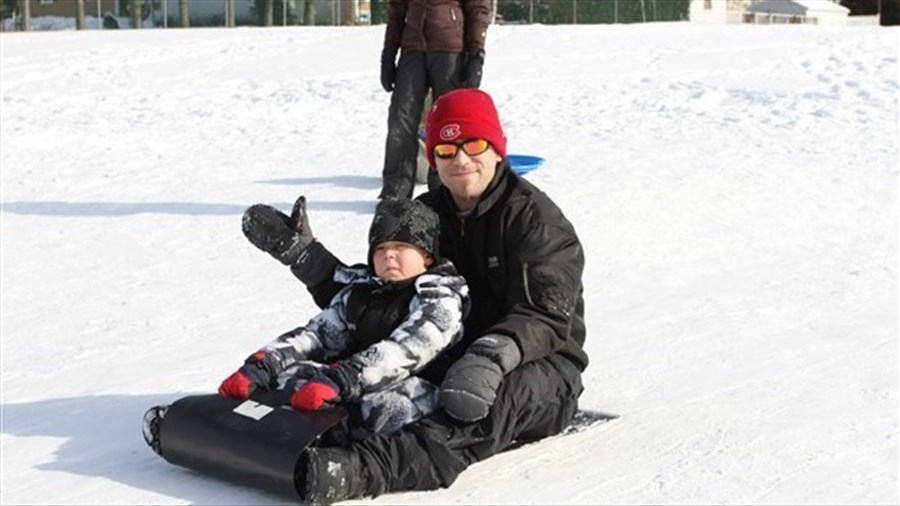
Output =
[
  {"x1": 15, "y1": 0, "x2": 118, "y2": 18},
  {"x1": 689, "y1": 0, "x2": 850, "y2": 25}
]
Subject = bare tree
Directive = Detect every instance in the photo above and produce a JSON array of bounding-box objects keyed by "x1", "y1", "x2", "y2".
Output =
[
  {"x1": 129, "y1": 0, "x2": 141, "y2": 28},
  {"x1": 76, "y1": 0, "x2": 85, "y2": 29},
  {"x1": 304, "y1": 0, "x2": 315, "y2": 25},
  {"x1": 341, "y1": 0, "x2": 356, "y2": 25},
  {"x1": 226, "y1": 0, "x2": 235, "y2": 27},
  {"x1": 264, "y1": 0, "x2": 274, "y2": 26},
  {"x1": 179, "y1": 0, "x2": 189, "y2": 27},
  {"x1": 19, "y1": 0, "x2": 30, "y2": 31}
]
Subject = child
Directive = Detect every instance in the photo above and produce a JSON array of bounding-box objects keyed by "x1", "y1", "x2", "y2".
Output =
[{"x1": 216, "y1": 197, "x2": 469, "y2": 436}]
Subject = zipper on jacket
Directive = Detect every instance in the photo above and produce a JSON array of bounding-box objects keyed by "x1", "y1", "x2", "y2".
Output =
[
  {"x1": 522, "y1": 262, "x2": 534, "y2": 306},
  {"x1": 451, "y1": 8, "x2": 457, "y2": 21}
]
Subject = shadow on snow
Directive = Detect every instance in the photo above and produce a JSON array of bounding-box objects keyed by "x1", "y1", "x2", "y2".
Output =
[
  {"x1": 256, "y1": 174, "x2": 381, "y2": 190},
  {"x1": 0, "y1": 199, "x2": 376, "y2": 217}
]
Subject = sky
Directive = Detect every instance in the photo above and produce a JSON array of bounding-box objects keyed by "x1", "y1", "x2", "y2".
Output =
[{"x1": 0, "y1": 18, "x2": 898, "y2": 505}]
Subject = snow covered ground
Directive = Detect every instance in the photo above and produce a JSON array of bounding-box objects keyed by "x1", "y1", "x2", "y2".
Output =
[{"x1": 1, "y1": 21, "x2": 897, "y2": 505}]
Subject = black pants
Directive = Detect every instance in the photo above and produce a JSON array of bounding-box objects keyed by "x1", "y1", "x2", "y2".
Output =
[
  {"x1": 380, "y1": 51, "x2": 463, "y2": 200},
  {"x1": 351, "y1": 354, "x2": 583, "y2": 496}
]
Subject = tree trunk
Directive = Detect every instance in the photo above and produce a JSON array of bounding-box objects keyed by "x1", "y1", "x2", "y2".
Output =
[
  {"x1": 304, "y1": 0, "x2": 315, "y2": 25},
  {"x1": 342, "y1": 0, "x2": 356, "y2": 25},
  {"x1": 264, "y1": 0, "x2": 274, "y2": 26},
  {"x1": 19, "y1": 0, "x2": 30, "y2": 31},
  {"x1": 130, "y1": 0, "x2": 141, "y2": 28},
  {"x1": 225, "y1": 0, "x2": 235, "y2": 27},
  {"x1": 76, "y1": 0, "x2": 85, "y2": 29},
  {"x1": 179, "y1": 0, "x2": 189, "y2": 27}
]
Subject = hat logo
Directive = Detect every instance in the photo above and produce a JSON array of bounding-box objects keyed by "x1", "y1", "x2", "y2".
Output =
[{"x1": 440, "y1": 124, "x2": 461, "y2": 141}]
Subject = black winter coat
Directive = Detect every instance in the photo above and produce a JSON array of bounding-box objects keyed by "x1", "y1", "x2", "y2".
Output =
[{"x1": 416, "y1": 162, "x2": 588, "y2": 381}]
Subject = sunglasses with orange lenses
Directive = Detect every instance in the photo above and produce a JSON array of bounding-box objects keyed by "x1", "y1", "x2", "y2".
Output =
[{"x1": 433, "y1": 138, "x2": 491, "y2": 160}]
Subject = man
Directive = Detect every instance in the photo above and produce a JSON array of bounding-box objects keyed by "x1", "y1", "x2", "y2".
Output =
[
  {"x1": 243, "y1": 89, "x2": 588, "y2": 504},
  {"x1": 378, "y1": 0, "x2": 491, "y2": 199}
]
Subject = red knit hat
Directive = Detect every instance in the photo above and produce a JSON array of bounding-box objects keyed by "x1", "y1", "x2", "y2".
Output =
[{"x1": 425, "y1": 89, "x2": 507, "y2": 167}]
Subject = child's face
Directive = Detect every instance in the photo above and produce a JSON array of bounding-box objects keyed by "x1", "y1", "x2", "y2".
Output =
[{"x1": 372, "y1": 241, "x2": 433, "y2": 282}]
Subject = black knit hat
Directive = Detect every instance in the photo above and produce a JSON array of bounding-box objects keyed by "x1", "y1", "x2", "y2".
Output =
[{"x1": 368, "y1": 198, "x2": 440, "y2": 267}]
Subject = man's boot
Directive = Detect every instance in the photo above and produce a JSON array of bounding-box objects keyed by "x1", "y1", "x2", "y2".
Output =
[{"x1": 296, "y1": 447, "x2": 370, "y2": 504}]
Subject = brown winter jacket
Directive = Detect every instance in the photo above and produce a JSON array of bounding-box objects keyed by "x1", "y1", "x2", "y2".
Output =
[{"x1": 383, "y1": 0, "x2": 491, "y2": 54}]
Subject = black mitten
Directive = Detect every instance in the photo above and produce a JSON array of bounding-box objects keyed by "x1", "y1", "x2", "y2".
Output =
[
  {"x1": 242, "y1": 195, "x2": 314, "y2": 266},
  {"x1": 380, "y1": 48, "x2": 398, "y2": 92},
  {"x1": 461, "y1": 48, "x2": 485, "y2": 89},
  {"x1": 441, "y1": 334, "x2": 521, "y2": 422}
]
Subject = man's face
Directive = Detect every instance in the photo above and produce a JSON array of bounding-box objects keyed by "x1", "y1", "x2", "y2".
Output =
[{"x1": 433, "y1": 140, "x2": 502, "y2": 211}]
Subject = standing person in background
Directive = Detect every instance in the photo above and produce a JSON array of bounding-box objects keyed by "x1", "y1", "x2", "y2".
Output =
[{"x1": 378, "y1": 0, "x2": 491, "y2": 200}]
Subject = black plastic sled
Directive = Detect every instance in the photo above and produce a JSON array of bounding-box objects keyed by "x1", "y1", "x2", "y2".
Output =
[{"x1": 150, "y1": 391, "x2": 344, "y2": 500}]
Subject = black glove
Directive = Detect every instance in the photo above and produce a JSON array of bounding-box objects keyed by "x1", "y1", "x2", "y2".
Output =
[
  {"x1": 441, "y1": 334, "x2": 521, "y2": 422},
  {"x1": 461, "y1": 48, "x2": 485, "y2": 89},
  {"x1": 242, "y1": 195, "x2": 314, "y2": 266},
  {"x1": 380, "y1": 48, "x2": 398, "y2": 93}
]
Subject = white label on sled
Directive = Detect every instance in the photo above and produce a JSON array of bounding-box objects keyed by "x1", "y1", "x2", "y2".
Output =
[{"x1": 233, "y1": 400, "x2": 274, "y2": 421}]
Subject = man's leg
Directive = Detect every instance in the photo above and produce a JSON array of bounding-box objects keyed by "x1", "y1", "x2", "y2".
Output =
[
  {"x1": 424, "y1": 52, "x2": 465, "y2": 192},
  {"x1": 351, "y1": 355, "x2": 583, "y2": 496},
  {"x1": 381, "y1": 51, "x2": 429, "y2": 199}
]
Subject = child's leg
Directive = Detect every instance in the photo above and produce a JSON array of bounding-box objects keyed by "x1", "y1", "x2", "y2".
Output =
[{"x1": 360, "y1": 377, "x2": 440, "y2": 435}]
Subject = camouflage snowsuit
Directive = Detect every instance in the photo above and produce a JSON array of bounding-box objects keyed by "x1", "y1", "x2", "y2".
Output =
[{"x1": 246, "y1": 260, "x2": 469, "y2": 435}]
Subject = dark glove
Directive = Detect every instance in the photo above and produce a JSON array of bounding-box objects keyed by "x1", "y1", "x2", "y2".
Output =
[
  {"x1": 242, "y1": 195, "x2": 314, "y2": 266},
  {"x1": 441, "y1": 334, "x2": 521, "y2": 422},
  {"x1": 461, "y1": 48, "x2": 485, "y2": 89},
  {"x1": 380, "y1": 48, "x2": 398, "y2": 93},
  {"x1": 291, "y1": 363, "x2": 360, "y2": 411}
]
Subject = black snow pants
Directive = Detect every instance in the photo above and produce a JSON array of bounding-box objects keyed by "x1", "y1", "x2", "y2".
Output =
[
  {"x1": 380, "y1": 51, "x2": 463, "y2": 200},
  {"x1": 351, "y1": 354, "x2": 584, "y2": 496}
]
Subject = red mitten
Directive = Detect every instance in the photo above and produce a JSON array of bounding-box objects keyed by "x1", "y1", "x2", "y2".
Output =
[
  {"x1": 218, "y1": 371, "x2": 254, "y2": 400},
  {"x1": 291, "y1": 377, "x2": 341, "y2": 411}
]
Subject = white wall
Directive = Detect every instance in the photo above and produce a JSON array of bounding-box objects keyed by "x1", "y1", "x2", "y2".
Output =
[{"x1": 800, "y1": 0, "x2": 850, "y2": 26}]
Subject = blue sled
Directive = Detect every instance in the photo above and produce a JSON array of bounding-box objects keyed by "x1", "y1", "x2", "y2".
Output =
[{"x1": 507, "y1": 154, "x2": 545, "y2": 176}]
